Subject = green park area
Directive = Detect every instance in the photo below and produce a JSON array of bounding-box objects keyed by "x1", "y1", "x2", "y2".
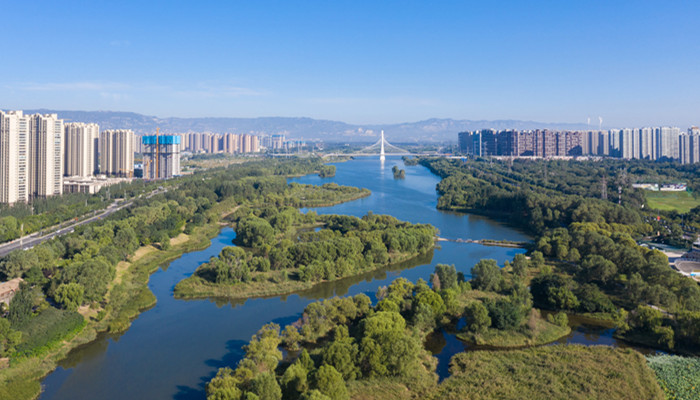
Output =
[{"x1": 645, "y1": 190, "x2": 700, "y2": 213}]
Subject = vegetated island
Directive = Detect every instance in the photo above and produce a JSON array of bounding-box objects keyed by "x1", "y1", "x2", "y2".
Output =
[
  {"x1": 204, "y1": 264, "x2": 662, "y2": 400},
  {"x1": 174, "y1": 210, "x2": 436, "y2": 300},
  {"x1": 0, "y1": 158, "x2": 360, "y2": 400},
  {"x1": 391, "y1": 165, "x2": 405, "y2": 179}
]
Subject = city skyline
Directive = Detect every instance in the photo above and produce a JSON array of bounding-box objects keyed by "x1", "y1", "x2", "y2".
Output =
[{"x1": 1, "y1": 2, "x2": 700, "y2": 127}]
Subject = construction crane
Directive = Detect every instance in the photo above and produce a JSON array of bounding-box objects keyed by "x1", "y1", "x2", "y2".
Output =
[{"x1": 156, "y1": 127, "x2": 160, "y2": 180}]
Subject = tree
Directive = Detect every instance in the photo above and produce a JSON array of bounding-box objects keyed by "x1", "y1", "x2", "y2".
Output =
[
  {"x1": 629, "y1": 305, "x2": 662, "y2": 332},
  {"x1": 464, "y1": 301, "x2": 490, "y2": 333},
  {"x1": 0, "y1": 318, "x2": 21, "y2": 356},
  {"x1": 530, "y1": 251, "x2": 545, "y2": 269},
  {"x1": 433, "y1": 264, "x2": 458, "y2": 290},
  {"x1": 512, "y1": 254, "x2": 528, "y2": 277},
  {"x1": 158, "y1": 232, "x2": 171, "y2": 250},
  {"x1": 281, "y1": 363, "x2": 309, "y2": 400},
  {"x1": 55, "y1": 282, "x2": 84, "y2": 311},
  {"x1": 8, "y1": 284, "x2": 34, "y2": 326},
  {"x1": 471, "y1": 259, "x2": 502, "y2": 291},
  {"x1": 244, "y1": 323, "x2": 282, "y2": 373},
  {"x1": 301, "y1": 391, "x2": 331, "y2": 400},
  {"x1": 580, "y1": 254, "x2": 617, "y2": 285},
  {"x1": 485, "y1": 298, "x2": 525, "y2": 330},
  {"x1": 322, "y1": 326, "x2": 359, "y2": 381},
  {"x1": 250, "y1": 372, "x2": 282, "y2": 400},
  {"x1": 314, "y1": 365, "x2": 348, "y2": 400}
]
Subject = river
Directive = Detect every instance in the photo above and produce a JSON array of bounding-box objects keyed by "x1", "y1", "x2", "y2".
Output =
[{"x1": 39, "y1": 156, "x2": 629, "y2": 399}]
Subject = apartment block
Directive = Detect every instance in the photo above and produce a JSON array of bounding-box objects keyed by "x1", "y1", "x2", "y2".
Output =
[
  {"x1": 100, "y1": 129, "x2": 134, "y2": 177},
  {"x1": 64, "y1": 122, "x2": 99, "y2": 177}
]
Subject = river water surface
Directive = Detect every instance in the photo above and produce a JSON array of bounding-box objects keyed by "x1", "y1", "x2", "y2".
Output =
[{"x1": 39, "y1": 157, "x2": 627, "y2": 399}]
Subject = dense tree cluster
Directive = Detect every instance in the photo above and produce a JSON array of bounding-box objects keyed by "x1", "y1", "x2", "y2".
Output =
[
  {"x1": 0, "y1": 158, "x2": 344, "y2": 359},
  {"x1": 422, "y1": 157, "x2": 700, "y2": 352},
  {"x1": 194, "y1": 209, "x2": 436, "y2": 287}
]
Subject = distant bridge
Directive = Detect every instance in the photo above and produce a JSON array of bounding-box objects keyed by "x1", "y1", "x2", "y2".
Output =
[{"x1": 321, "y1": 130, "x2": 419, "y2": 158}]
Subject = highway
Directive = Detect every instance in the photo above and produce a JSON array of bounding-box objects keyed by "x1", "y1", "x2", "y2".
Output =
[{"x1": 0, "y1": 188, "x2": 165, "y2": 258}]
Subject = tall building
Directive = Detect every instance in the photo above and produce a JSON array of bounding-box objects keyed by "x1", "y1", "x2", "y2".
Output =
[
  {"x1": 0, "y1": 110, "x2": 29, "y2": 204},
  {"x1": 100, "y1": 129, "x2": 134, "y2": 177},
  {"x1": 224, "y1": 133, "x2": 239, "y2": 153},
  {"x1": 64, "y1": 122, "x2": 99, "y2": 177},
  {"x1": 142, "y1": 135, "x2": 181, "y2": 179},
  {"x1": 29, "y1": 113, "x2": 64, "y2": 197}
]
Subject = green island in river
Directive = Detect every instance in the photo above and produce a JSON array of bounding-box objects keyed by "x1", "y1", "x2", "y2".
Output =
[{"x1": 174, "y1": 210, "x2": 436, "y2": 300}]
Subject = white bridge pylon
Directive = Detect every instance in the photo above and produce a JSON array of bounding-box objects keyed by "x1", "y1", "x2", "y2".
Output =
[{"x1": 358, "y1": 130, "x2": 411, "y2": 159}]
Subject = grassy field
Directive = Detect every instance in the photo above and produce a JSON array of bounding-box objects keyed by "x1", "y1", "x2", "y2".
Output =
[
  {"x1": 645, "y1": 190, "x2": 700, "y2": 213},
  {"x1": 347, "y1": 345, "x2": 664, "y2": 400},
  {"x1": 435, "y1": 345, "x2": 664, "y2": 400}
]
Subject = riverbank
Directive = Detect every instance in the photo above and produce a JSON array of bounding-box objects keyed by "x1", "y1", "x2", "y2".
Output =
[
  {"x1": 0, "y1": 216, "x2": 225, "y2": 400},
  {"x1": 173, "y1": 250, "x2": 433, "y2": 300}
]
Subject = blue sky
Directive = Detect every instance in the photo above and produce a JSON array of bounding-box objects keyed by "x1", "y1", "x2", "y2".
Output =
[{"x1": 1, "y1": 1, "x2": 699, "y2": 127}]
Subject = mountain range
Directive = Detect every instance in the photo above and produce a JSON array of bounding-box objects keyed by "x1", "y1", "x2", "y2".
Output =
[{"x1": 23, "y1": 109, "x2": 590, "y2": 142}]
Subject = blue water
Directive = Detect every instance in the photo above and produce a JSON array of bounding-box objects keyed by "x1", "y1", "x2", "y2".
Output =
[{"x1": 40, "y1": 157, "x2": 529, "y2": 399}]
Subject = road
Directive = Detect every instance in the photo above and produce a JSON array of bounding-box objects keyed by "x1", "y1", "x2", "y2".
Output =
[{"x1": 0, "y1": 188, "x2": 165, "y2": 258}]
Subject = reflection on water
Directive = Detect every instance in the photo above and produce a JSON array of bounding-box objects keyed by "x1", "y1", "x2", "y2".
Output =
[
  {"x1": 425, "y1": 313, "x2": 662, "y2": 381},
  {"x1": 40, "y1": 157, "x2": 531, "y2": 399}
]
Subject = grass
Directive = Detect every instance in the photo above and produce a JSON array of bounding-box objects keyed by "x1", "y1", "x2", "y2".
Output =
[
  {"x1": 645, "y1": 190, "x2": 700, "y2": 213},
  {"x1": 436, "y1": 345, "x2": 664, "y2": 400},
  {"x1": 457, "y1": 310, "x2": 571, "y2": 348},
  {"x1": 647, "y1": 355, "x2": 700, "y2": 400}
]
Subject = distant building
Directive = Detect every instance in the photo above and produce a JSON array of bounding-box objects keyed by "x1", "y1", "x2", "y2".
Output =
[
  {"x1": 29, "y1": 113, "x2": 64, "y2": 198},
  {"x1": 100, "y1": 129, "x2": 134, "y2": 177},
  {"x1": 142, "y1": 135, "x2": 181, "y2": 179},
  {"x1": 63, "y1": 175, "x2": 131, "y2": 194},
  {"x1": 0, "y1": 110, "x2": 30, "y2": 204},
  {"x1": 64, "y1": 122, "x2": 99, "y2": 177}
]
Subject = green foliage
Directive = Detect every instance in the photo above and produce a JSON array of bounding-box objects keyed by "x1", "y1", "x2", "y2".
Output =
[
  {"x1": 484, "y1": 298, "x2": 526, "y2": 330},
  {"x1": 8, "y1": 285, "x2": 34, "y2": 326},
  {"x1": 250, "y1": 372, "x2": 282, "y2": 400},
  {"x1": 463, "y1": 301, "x2": 490, "y2": 334},
  {"x1": 54, "y1": 283, "x2": 84, "y2": 311},
  {"x1": 0, "y1": 318, "x2": 22, "y2": 356},
  {"x1": 314, "y1": 365, "x2": 348, "y2": 400},
  {"x1": 647, "y1": 355, "x2": 700, "y2": 400},
  {"x1": 432, "y1": 264, "x2": 458, "y2": 290},
  {"x1": 547, "y1": 312, "x2": 569, "y2": 327},
  {"x1": 440, "y1": 345, "x2": 664, "y2": 400},
  {"x1": 470, "y1": 259, "x2": 502, "y2": 292},
  {"x1": 14, "y1": 307, "x2": 84, "y2": 357}
]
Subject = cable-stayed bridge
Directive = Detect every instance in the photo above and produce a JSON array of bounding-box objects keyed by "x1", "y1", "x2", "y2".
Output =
[{"x1": 321, "y1": 130, "x2": 418, "y2": 158}]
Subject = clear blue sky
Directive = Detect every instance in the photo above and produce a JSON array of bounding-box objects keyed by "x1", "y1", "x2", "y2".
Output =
[{"x1": 1, "y1": 1, "x2": 699, "y2": 127}]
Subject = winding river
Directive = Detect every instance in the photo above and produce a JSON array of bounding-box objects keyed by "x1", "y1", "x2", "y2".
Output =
[{"x1": 39, "y1": 157, "x2": 635, "y2": 399}]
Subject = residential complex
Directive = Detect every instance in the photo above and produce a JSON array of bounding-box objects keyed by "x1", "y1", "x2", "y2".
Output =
[
  {"x1": 459, "y1": 127, "x2": 700, "y2": 163},
  {"x1": 0, "y1": 111, "x2": 64, "y2": 203}
]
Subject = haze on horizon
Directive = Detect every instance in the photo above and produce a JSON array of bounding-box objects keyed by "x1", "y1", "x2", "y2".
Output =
[{"x1": 1, "y1": 1, "x2": 699, "y2": 128}]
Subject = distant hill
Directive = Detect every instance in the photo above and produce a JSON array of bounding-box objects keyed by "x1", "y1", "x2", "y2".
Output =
[{"x1": 22, "y1": 109, "x2": 589, "y2": 142}]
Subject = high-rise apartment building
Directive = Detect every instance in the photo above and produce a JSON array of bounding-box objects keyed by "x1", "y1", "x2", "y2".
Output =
[
  {"x1": 142, "y1": 135, "x2": 181, "y2": 179},
  {"x1": 100, "y1": 129, "x2": 134, "y2": 177},
  {"x1": 64, "y1": 122, "x2": 99, "y2": 177},
  {"x1": 0, "y1": 110, "x2": 30, "y2": 204},
  {"x1": 29, "y1": 113, "x2": 64, "y2": 198}
]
